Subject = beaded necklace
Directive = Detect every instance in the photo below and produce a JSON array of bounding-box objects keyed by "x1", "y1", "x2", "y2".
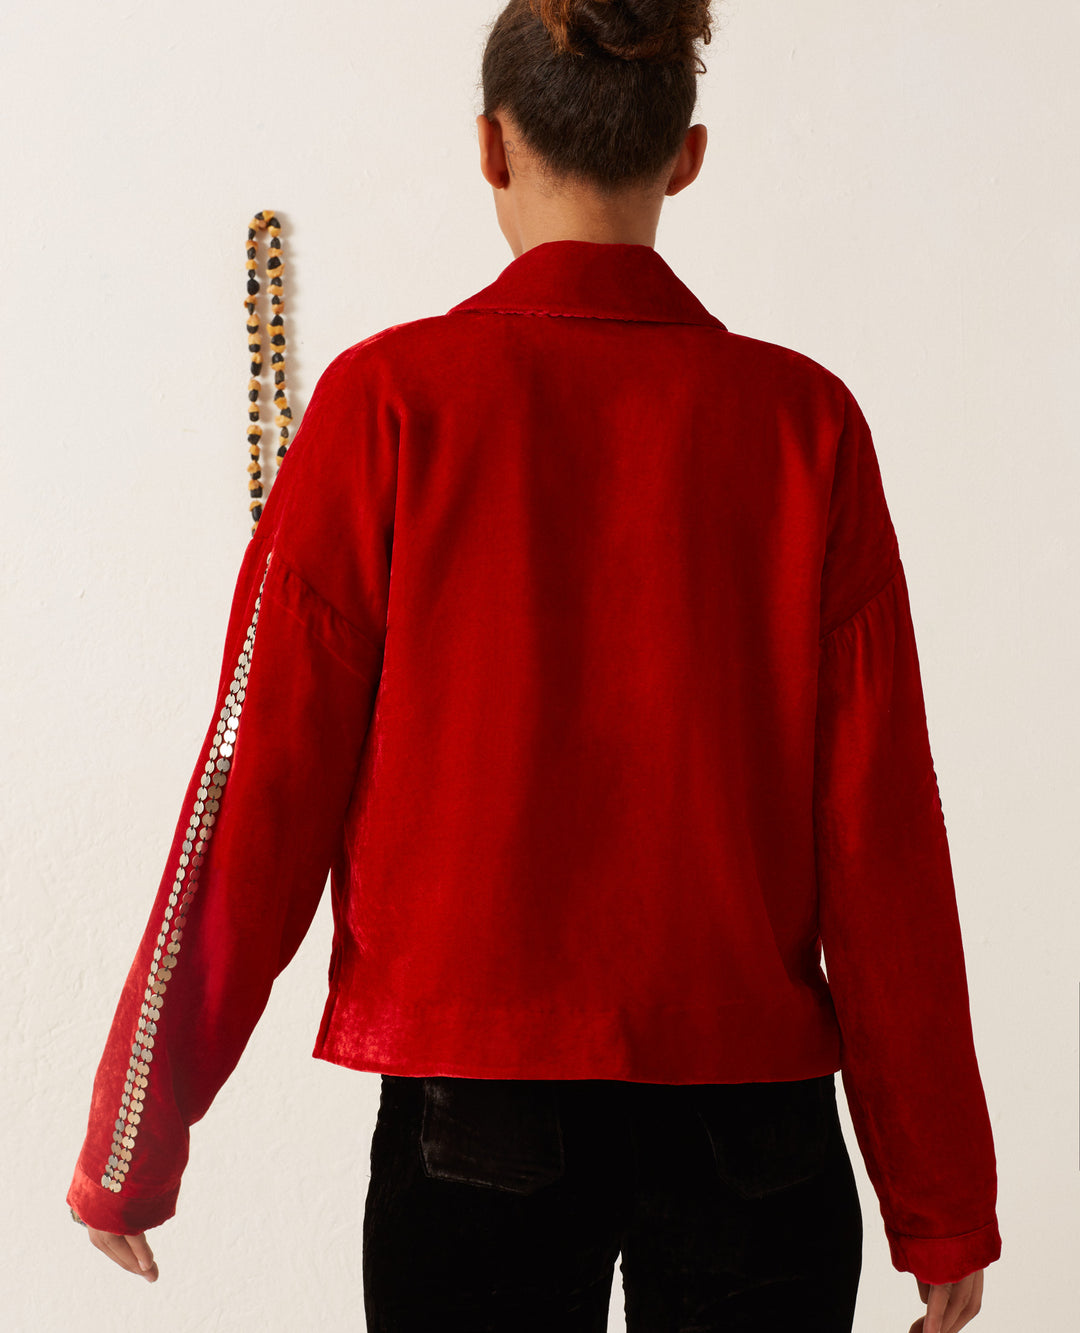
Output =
[{"x1": 245, "y1": 210, "x2": 294, "y2": 537}]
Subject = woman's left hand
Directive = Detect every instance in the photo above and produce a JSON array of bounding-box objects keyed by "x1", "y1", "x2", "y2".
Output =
[{"x1": 909, "y1": 1269, "x2": 984, "y2": 1333}]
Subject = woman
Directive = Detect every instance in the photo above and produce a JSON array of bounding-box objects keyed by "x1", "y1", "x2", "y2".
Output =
[{"x1": 68, "y1": 2, "x2": 1001, "y2": 1330}]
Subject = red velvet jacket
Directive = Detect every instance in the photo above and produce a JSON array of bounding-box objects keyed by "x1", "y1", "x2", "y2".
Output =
[{"x1": 68, "y1": 238, "x2": 1001, "y2": 1286}]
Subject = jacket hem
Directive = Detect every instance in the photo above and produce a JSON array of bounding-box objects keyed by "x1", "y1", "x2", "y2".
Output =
[{"x1": 309, "y1": 999, "x2": 844, "y2": 1086}]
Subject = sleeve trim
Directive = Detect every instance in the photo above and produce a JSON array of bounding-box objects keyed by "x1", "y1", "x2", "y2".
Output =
[
  {"x1": 885, "y1": 1217, "x2": 1002, "y2": 1285},
  {"x1": 886, "y1": 1219, "x2": 999, "y2": 1244}
]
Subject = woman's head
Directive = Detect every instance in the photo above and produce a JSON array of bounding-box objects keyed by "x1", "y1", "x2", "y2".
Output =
[{"x1": 476, "y1": 1, "x2": 717, "y2": 251}]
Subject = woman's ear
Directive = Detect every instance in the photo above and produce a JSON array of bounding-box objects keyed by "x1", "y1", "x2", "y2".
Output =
[{"x1": 665, "y1": 123, "x2": 708, "y2": 198}]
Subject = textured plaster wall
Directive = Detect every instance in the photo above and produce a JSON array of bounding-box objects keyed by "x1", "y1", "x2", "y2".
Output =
[{"x1": 2, "y1": 1, "x2": 1077, "y2": 1328}]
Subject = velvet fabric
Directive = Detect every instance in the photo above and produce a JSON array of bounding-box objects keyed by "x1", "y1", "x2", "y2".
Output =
[
  {"x1": 362, "y1": 1071, "x2": 863, "y2": 1331},
  {"x1": 67, "y1": 238, "x2": 1001, "y2": 1286}
]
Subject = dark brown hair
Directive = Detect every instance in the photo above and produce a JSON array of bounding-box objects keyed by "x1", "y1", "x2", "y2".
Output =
[{"x1": 480, "y1": 0, "x2": 718, "y2": 195}]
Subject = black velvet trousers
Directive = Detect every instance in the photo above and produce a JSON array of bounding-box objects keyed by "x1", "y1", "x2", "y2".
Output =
[{"x1": 362, "y1": 1070, "x2": 863, "y2": 1332}]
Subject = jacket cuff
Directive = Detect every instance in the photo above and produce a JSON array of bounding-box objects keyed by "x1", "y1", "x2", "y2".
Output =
[
  {"x1": 886, "y1": 1218, "x2": 1002, "y2": 1286},
  {"x1": 66, "y1": 1164, "x2": 179, "y2": 1235}
]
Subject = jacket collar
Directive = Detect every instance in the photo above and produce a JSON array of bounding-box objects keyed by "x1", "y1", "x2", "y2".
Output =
[{"x1": 447, "y1": 238, "x2": 727, "y2": 330}]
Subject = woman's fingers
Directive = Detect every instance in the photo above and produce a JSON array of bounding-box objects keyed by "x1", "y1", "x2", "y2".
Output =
[
  {"x1": 943, "y1": 1270, "x2": 984, "y2": 1332},
  {"x1": 924, "y1": 1281, "x2": 952, "y2": 1333},
  {"x1": 88, "y1": 1227, "x2": 159, "y2": 1281},
  {"x1": 912, "y1": 1271, "x2": 984, "y2": 1333},
  {"x1": 125, "y1": 1231, "x2": 159, "y2": 1280}
]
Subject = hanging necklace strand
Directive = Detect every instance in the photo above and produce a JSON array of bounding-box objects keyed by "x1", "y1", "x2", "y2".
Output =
[{"x1": 245, "y1": 210, "x2": 293, "y2": 537}]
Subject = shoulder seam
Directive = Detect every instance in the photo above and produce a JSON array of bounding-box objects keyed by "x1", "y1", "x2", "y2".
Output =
[
  {"x1": 819, "y1": 552, "x2": 902, "y2": 646},
  {"x1": 268, "y1": 549, "x2": 385, "y2": 671}
]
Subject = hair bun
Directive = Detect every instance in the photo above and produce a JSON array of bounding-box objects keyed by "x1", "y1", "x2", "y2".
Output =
[{"x1": 532, "y1": 0, "x2": 713, "y2": 66}]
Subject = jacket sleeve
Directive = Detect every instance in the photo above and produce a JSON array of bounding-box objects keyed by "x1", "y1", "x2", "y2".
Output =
[
  {"x1": 813, "y1": 386, "x2": 1002, "y2": 1287},
  {"x1": 66, "y1": 344, "x2": 396, "y2": 1234}
]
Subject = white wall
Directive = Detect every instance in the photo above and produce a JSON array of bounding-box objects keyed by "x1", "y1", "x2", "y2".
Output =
[{"x1": 3, "y1": 1, "x2": 1076, "y2": 1328}]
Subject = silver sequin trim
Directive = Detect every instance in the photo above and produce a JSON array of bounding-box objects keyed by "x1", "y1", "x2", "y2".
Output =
[{"x1": 100, "y1": 550, "x2": 272, "y2": 1193}]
